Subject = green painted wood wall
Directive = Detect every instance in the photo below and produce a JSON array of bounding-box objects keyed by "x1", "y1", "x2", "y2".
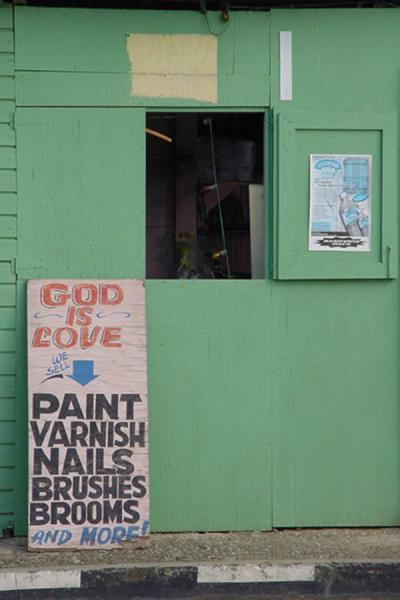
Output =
[
  {"x1": 0, "y1": 1, "x2": 16, "y2": 532},
  {"x1": 1, "y1": 4, "x2": 400, "y2": 535}
]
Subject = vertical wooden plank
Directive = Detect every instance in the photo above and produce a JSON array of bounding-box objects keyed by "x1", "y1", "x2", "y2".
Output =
[
  {"x1": 0, "y1": 0, "x2": 16, "y2": 526},
  {"x1": 14, "y1": 281, "x2": 27, "y2": 535}
]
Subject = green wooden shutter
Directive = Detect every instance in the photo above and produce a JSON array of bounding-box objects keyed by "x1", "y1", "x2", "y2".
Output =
[
  {"x1": 16, "y1": 108, "x2": 145, "y2": 279},
  {"x1": 274, "y1": 111, "x2": 397, "y2": 280}
]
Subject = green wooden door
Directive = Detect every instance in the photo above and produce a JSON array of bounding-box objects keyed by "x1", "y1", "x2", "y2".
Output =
[
  {"x1": 14, "y1": 107, "x2": 146, "y2": 533},
  {"x1": 14, "y1": 107, "x2": 273, "y2": 533},
  {"x1": 270, "y1": 108, "x2": 400, "y2": 527}
]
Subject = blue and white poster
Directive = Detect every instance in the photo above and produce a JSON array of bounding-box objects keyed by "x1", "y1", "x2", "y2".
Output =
[{"x1": 309, "y1": 154, "x2": 371, "y2": 251}]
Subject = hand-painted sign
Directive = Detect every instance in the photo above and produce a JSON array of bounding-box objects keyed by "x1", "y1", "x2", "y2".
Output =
[{"x1": 27, "y1": 280, "x2": 149, "y2": 550}]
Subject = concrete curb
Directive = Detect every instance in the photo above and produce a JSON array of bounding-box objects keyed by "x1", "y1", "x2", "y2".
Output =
[{"x1": 1, "y1": 561, "x2": 400, "y2": 597}]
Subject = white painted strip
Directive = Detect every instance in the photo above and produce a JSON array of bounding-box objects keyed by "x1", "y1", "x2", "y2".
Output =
[
  {"x1": 0, "y1": 569, "x2": 81, "y2": 591},
  {"x1": 280, "y1": 31, "x2": 293, "y2": 101},
  {"x1": 0, "y1": 572, "x2": 15, "y2": 591},
  {"x1": 198, "y1": 564, "x2": 315, "y2": 583}
]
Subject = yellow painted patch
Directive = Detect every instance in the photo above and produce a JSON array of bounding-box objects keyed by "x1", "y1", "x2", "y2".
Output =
[{"x1": 126, "y1": 34, "x2": 218, "y2": 103}]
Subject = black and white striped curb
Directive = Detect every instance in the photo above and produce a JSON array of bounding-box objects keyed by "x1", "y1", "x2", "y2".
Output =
[{"x1": 1, "y1": 562, "x2": 400, "y2": 597}]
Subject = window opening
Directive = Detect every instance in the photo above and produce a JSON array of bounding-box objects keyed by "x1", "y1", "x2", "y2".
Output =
[{"x1": 146, "y1": 112, "x2": 264, "y2": 279}]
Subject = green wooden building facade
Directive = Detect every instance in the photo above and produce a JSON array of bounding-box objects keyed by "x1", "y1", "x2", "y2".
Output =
[{"x1": 1, "y1": 1, "x2": 400, "y2": 536}]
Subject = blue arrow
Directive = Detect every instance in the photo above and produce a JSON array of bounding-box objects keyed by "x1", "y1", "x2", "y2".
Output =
[{"x1": 67, "y1": 360, "x2": 99, "y2": 386}]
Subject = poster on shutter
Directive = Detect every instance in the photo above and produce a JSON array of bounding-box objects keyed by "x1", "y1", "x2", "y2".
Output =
[
  {"x1": 27, "y1": 279, "x2": 149, "y2": 550},
  {"x1": 309, "y1": 154, "x2": 371, "y2": 251}
]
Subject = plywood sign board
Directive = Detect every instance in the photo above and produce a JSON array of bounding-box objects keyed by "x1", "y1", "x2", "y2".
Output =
[{"x1": 27, "y1": 279, "x2": 149, "y2": 550}]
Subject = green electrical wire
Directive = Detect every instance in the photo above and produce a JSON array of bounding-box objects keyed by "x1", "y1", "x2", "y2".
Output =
[{"x1": 207, "y1": 117, "x2": 231, "y2": 279}]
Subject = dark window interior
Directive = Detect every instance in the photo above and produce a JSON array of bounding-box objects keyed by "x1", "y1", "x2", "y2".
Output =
[{"x1": 146, "y1": 112, "x2": 264, "y2": 279}]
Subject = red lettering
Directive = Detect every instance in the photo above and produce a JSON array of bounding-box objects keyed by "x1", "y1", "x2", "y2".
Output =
[
  {"x1": 73, "y1": 284, "x2": 98, "y2": 307},
  {"x1": 75, "y1": 308, "x2": 93, "y2": 327},
  {"x1": 101, "y1": 327, "x2": 122, "y2": 348},
  {"x1": 65, "y1": 306, "x2": 76, "y2": 326},
  {"x1": 41, "y1": 284, "x2": 69, "y2": 307},
  {"x1": 80, "y1": 326, "x2": 101, "y2": 349},
  {"x1": 53, "y1": 327, "x2": 78, "y2": 349},
  {"x1": 100, "y1": 284, "x2": 124, "y2": 306},
  {"x1": 32, "y1": 327, "x2": 51, "y2": 348}
]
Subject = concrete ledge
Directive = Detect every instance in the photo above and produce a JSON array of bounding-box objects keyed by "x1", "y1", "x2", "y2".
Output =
[
  {"x1": 0, "y1": 570, "x2": 80, "y2": 592},
  {"x1": 197, "y1": 563, "x2": 315, "y2": 583},
  {"x1": 1, "y1": 562, "x2": 400, "y2": 598},
  {"x1": 317, "y1": 562, "x2": 400, "y2": 595}
]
